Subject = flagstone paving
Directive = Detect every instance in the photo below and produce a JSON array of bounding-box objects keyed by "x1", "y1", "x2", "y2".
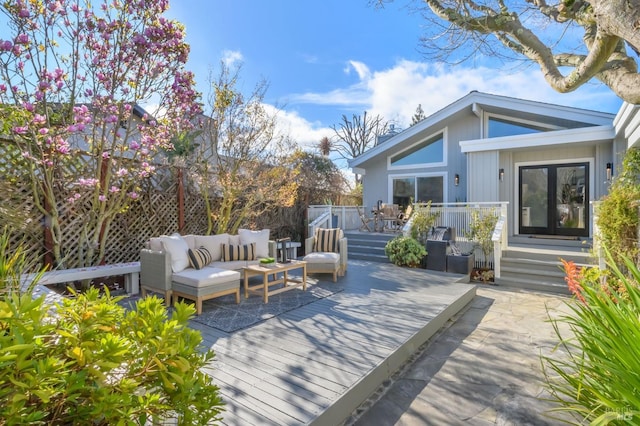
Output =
[{"x1": 346, "y1": 287, "x2": 576, "y2": 426}]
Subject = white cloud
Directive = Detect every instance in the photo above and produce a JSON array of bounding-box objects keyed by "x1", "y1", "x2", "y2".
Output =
[
  {"x1": 270, "y1": 59, "x2": 623, "y2": 163},
  {"x1": 345, "y1": 60, "x2": 371, "y2": 81},
  {"x1": 268, "y1": 106, "x2": 332, "y2": 151},
  {"x1": 222, "y1": 50, "x2": 243, "y2": 67}
]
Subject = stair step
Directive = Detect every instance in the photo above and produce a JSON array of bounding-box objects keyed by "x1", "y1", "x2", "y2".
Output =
[
  {"x1": 350, "y1": 253, "x2": 390, "y2": 263},
  {"x1": 496, "y1": 277, "x2": 571, "y2": 295}
]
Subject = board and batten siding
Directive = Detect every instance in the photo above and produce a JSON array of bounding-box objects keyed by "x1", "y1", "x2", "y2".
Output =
[{"x1": 467, "y1": 151, "x2": 499, "y2": 202}]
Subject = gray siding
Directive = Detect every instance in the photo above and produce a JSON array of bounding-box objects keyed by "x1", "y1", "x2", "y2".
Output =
[{"x1": 468, "y1": 151, "x2": 499, "y2": 202}]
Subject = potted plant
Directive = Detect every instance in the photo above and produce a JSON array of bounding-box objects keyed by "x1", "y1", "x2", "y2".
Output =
[
  {"x1": 465, "y1": 209, "x2": 499, "y2": 283},
  {"x1": 446, "y1": 241, "x2": 475, "y2": 278},
  {"x1": 409, "y1": 201, "x2": 440, "y2": 244},
  {"x1": 384, "y1": 236, "x2": 427, "y2": 268}
]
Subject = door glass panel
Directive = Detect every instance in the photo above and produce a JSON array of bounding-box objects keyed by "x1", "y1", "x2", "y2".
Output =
[
  {"x1": 392, "y1": 178, "x2": 414, "y2": 208},
  {"x1": 556, "y1": 165, "x2": 586, "y2": 230},
  {"x1": 521, "y1": 168, "x2": 548, "y2": 228},
  {"x1": 416, "y1": 176, "x2": 443, "y2": 203}
]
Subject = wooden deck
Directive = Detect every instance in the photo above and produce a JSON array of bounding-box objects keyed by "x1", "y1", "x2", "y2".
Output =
[{"x1": 189, "y1": 260, "x2": 477, "y2": 425}]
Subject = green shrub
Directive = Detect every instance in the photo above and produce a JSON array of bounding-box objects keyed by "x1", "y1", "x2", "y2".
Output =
[
  {"x1": 409, "y1": 201, "x2": 439, "y2": 243},
  {"x1": 596, "y1": 149, "x2": 640, "y2": 269},
  {"x1": 465, "y1": 209, "x2": 498, "y2": 269},
  {"x1": 0, "y1": 232, "x2": 224, "y2": 425},
  {"x1": 542, "y1": 253, "x2": 640, "y2": 424},
  {"x1": 385, "y1": 236, "x2": 427, "y2": 267}
]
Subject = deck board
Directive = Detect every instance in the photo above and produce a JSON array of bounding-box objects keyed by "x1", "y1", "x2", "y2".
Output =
[{"x1": 192, "y1": 260, "x2": 476, "y2": 425}]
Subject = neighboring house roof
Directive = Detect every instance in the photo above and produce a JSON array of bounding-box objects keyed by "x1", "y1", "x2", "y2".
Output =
[{"x1": 349, "y1": 91, "x2": 616, "y2": 168}]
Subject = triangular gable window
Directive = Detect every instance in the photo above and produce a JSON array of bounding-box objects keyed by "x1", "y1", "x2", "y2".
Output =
[
  {"x1": 390, "y1": 132, "x2": 444, "y2": 167},
  {"x1": 488, "y1": 116, "x2": 560, "y2": 138}
]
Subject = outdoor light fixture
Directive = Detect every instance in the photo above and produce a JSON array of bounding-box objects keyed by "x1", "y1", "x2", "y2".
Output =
[
  {"x1": 499, "y1": 168, "x2": 504, "y2": 182},
  {"x1": 454, "y1": 174, "x2": 459, "y2": 186},
  {"x1": 606, "y1": 162, "x2": 613, "y2": 181}
]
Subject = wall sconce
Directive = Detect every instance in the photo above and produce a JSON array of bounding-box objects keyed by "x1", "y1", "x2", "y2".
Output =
[
  {"x1": 606, "y1": 162, "x2": 613, "y2": 181},
  {"x1": 454, "y1": 174, "x2": 459, "y2": 186},
  {"x1": 499, "y1": 168, "x2": 504, "y2": 182}
]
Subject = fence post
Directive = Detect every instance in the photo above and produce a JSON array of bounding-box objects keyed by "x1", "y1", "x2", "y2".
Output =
[{"x1": 177, "y1": 167, "x2": 185, "y2": 233}]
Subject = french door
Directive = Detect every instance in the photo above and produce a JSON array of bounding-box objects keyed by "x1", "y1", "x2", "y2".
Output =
[{"x1": 519, "y1": 163, "x2": 589, "y2": 237}]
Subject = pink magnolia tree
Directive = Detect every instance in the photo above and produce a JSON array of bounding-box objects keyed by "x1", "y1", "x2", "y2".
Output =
[{"x1": 0, "y1": 0, "x2": 200, "y2": 269}]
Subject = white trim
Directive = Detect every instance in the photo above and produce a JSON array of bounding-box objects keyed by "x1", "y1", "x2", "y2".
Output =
[
  {"x1": 387, "y1": 128, "x2": 448, "y2": 170},
  {"x1": 513, "y1": 157, "x2": 594, "y2": 237},
  {"x1": 460, "y1": 125, "x2": 614, "y2": 153},
  {"x1": 350, "y1": 91, "x2": 615, "y2": 168},
  {"x1": 388, "y1": 172, "x2": 449, "y2": 204}
]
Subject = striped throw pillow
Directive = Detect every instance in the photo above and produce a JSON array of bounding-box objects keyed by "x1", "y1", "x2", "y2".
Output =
[
  {"x1": 221, "y1": 242, "x2": 256, "y2": 261},
  {"x1": 313, "y1": 228, "x2": 340, "y2": 253},
  {"x1": 188, "y1": 246, "x2": 212, "y2": 270}
]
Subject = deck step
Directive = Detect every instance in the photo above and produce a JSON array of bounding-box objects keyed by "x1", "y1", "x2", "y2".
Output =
[
  {"x1": 345, "y1": 231, "x2": 395, "y2": 263},
  {"x1": 497, "y1": 245, "x2": 597, "y2": 295}
]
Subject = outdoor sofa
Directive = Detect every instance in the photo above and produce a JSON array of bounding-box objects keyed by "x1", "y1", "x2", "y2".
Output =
[{"x1": 140, "y1": 229, "x2": 275, "y2": 314}]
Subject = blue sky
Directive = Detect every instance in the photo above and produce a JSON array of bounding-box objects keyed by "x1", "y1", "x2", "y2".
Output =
[{"x1": 167, "y1": 0, "x2": 623, "y2": 151}]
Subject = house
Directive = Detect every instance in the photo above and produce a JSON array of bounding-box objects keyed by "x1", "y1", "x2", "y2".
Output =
[{"x1": 349, "y1": 91, "x2": 621, "y2": 241}]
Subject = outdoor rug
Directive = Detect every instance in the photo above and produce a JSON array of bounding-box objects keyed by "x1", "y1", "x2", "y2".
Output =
[{"x1": 190, "y1": 278, "x2": 345, "y2": 333}]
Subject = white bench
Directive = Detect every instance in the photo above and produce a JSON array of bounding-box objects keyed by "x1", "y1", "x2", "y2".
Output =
[{"x1": 22, "y1": 262, "x2": 141, "y2": 295}]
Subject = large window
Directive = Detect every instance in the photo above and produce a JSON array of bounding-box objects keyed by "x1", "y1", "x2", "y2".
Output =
[
  {"x1": 487, "y1": 116, "x2": 558, "y2": 138},
  {"x1": 392, "y1": 175, "x2": 444, "y2": 208},
  {"x1": 390, "y1": 132, "x2": 444, "y2": 168}
]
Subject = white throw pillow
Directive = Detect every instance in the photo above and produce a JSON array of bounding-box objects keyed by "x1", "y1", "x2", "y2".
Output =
[
  {"x1": 160, "y1": 233, "x2": 190, "y2": 272},
  {"x1": 194, "y1": 234, "x2": 230, "y2": 262},
  {"x1": 239, "y1": 228, "x2": 270, "y2": 258}
]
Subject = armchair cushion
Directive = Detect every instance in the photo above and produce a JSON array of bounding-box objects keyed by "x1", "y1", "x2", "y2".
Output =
[
  {"x1": 313, "y1": 228, "x2": 341, "y2": 253},
  {"x1": 221, "y1": 243, "x2": 256, "y2": 261}
]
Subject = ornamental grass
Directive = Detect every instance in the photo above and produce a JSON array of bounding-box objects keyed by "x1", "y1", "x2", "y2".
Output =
[{"x1": 542, "y1": 251, "x2": 640, "y2": 424}]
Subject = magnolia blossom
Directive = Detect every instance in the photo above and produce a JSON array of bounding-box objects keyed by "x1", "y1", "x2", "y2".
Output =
[
  {"x1": 98, "y1": 195, "x2": 107, "y2": 202},
  {"x1": 116, "y1": 168, "x2": 128, "y2": 177},
  {"x1": 13, "y1": 126, "x2": 28, "y2": 135},
  {"x1": 128, "y1": 191, "x2": 139, "y2": 200},
  {"x1": 109, "y1": 186, "x2": 120, "y2": 193},
  {"x1": 77, "y1": 178, "x2": 99, "y2": 187}
]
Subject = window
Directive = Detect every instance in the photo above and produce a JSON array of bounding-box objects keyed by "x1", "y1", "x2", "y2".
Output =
[
  {"x1": 392, "y1": 175, "x2": 444, "y2": 207},
  {"x1": 390, "y1": 132, "x2": 444, "y2": 167},
  {"x1": 487, "y1": 116, "x2": 557, "y2": 138}
]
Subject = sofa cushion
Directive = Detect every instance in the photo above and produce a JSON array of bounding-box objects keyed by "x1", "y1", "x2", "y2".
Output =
[
  {"x1": 172, "y1": 267, "x2": 240, "y2": 288},
  {"x1": 210, "y1": 260, "x2": 258, "y2": 271},
  {"x1": 239, "y1": 228, "x2": 270, "y2": 258},
  {"x1": 195, "y1": 234, "x2": 229, "y2": 262},
  {"x1": 182, "y1": 234, "x2": 196, "y2": 250},
  {"x1": 160, "y1": 234, "x2": 190, "y2": 273},
  {"x1": 313, "y1": 228, "x2": 342, "y2": 253},
  {"x1": 188, "y1": 246, "x2": 212, "y2": 270},
  {"x1": 228, "y1": 234, "x2": 241, "y2": 245},
  {"x1": 303, "y1": 251, "x2": 340, "y2": 265},
  {"x1": 221, "y1": 243, "x2": 256, "y2": 261}
]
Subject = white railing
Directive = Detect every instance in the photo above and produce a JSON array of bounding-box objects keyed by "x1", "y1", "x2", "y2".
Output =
[
  {"x1": 307, "y1": 205, "x2": 363, "y2": 234},
  {"x1": 307, "y1": 210, "x2": 331, "y2": 237},
  {"x1": 308, "y1": 203, "x2": 508, "y2": 270}
]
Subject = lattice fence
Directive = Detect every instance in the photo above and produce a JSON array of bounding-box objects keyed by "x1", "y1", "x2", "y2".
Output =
[{"x1": 0, "y1": 139, "x2": 309, "y2": 271}]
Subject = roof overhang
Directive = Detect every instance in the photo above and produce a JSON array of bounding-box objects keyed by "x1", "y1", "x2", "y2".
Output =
[
  {"x1": 460, "y1": 125, "x2": 615, "y2": 153},
  {"x1": 349, "y1": 91, "x2": 616, "y2": 169}
]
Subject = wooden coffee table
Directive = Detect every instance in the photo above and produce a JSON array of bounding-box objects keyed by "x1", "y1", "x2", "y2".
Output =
[{"x1": 243, "y1": 260, "x2": 307, "y2": 303}]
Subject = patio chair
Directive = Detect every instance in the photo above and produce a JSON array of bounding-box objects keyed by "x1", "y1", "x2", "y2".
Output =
[
  {"x1": 397, "y1": 204, "x2": 413, "y2": 228},
  {"x1": 357, "y1": 206, "x2": 374, "y2": 232},
  {"x1": 303, "y1": 228, "x2": 348, "y2": 282}
]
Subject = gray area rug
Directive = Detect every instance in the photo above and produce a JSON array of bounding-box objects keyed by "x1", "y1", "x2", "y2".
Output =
[{"x1": 190, "y1": 279, "x2": 344, "y2": 333}]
